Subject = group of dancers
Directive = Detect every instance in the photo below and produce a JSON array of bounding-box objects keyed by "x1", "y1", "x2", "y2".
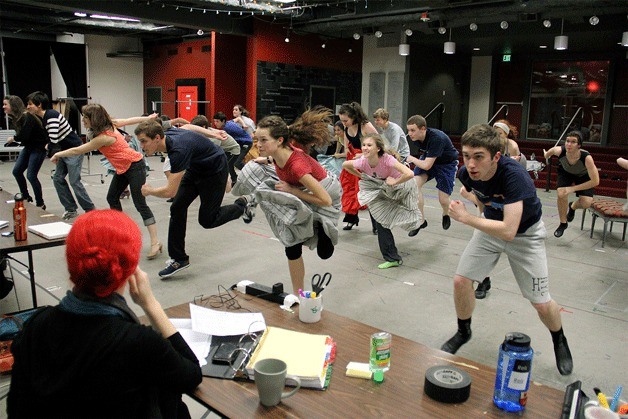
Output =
[{"x1": 5, "y1": 95, "x2": 603, "y2": 378}]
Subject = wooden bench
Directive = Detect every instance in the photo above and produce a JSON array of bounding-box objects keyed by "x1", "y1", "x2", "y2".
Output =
[
  {"x1": 586, "y1": 198, "x2": 628, "y2": 248},
  {"x1": 0, "y1": 130, "x2": 25, "y2": 161}
]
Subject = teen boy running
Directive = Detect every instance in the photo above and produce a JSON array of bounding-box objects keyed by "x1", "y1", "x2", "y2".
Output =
[{"x1": 441, "y1": 124, "x2": 573, "y2": 376}]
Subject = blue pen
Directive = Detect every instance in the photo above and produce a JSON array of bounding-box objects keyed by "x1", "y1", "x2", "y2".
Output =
[
  {"x1": 305, "y1": 291, "x2": 311, "y2": 298},
  {"x1": 610, "y1": 385, "x2": 623, "y2": 412}
]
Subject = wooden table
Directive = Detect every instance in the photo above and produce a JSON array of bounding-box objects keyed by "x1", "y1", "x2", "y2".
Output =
[
  {"x1": 0, "y1": 190, "x2": 67, "y2": 307},
  {"x1": 164, "y1": 294, "x2": 565, "y2": 418}
]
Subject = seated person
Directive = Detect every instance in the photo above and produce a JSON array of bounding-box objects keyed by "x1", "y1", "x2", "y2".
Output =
[
  {"x1": 8, "y1": 209, "x2": 202, "y2": 418},
  {"x1": 543, "y1": 131, "x2": 600, "y2": 238}
]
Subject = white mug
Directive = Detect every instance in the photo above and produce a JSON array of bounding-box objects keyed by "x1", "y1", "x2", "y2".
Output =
[{"x1": 298, "y1": 295, "x2": 323, "y2": 323}]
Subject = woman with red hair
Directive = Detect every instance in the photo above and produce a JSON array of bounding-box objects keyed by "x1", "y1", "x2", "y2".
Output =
[{"x1": 8, "y1": 210, "x2": 202, "y2": 418}]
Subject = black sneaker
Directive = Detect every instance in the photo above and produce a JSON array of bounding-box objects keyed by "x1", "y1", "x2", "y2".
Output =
[
  {"x1": 566, "y1": 202, "x2": 576, "y2": 222},
  {"x1": 441, "y1": 330, "x2": 472, "y2": 354},
  {"x1": 237, "y1": 195, "x2": 256, "y2": 224},
  {"x1": 159, "y1": 259, "x2": 190, "y2": 278},
  {"x1": 442, "y1": 215, "x2": 451, "y2": 230},
  {"x1": 408, "y1": 220, "x2": 428, "y2": 237},
  {"x1": 0, "y1": 278, "x2": 14, "y2": 299},
  {"x1": 475, "y1": 277, "x2": 491, "y2": 299},
  {"x1": 553, "y1": 335, "x2": 573, "y2": 375},
  {"x1": 554, "y1": 223, "x2": 568, "y2": 238}
]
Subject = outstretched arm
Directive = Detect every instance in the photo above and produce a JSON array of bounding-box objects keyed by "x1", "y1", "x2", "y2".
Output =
[
  {"x1": 114, "y1": 113, "x2": 159, "y2": 127},
  {"x1": 449, "y1": 199, "x2": 522, "y2": 241}
]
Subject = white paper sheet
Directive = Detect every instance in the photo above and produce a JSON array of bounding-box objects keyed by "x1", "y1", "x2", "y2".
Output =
[
  {"x1": 171, "y1": 318, "x2": 212, "y2": 367},
  {"x1": 189, "y1": 303, "x2": 266, "y2": 336}
]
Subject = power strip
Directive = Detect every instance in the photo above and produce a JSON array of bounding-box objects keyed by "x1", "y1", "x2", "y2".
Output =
[{"x1": 236, "y1": 280, "x2": 289, "y2": 305}]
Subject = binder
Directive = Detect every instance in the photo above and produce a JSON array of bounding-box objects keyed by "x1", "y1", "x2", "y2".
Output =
[{"x1": 245, "y1": 326, "x2": 335, "y2": 389}]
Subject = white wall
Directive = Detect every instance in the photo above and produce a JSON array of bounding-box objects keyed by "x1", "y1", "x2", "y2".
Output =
[
  {"x1": 467, "y1": 55, "x2": 493, "y2": 127},
  {"x1": 361, "y1": 36, "x2": 406, "y2": 124},
  {"x1": 85, "y1": 35, "x2": 144, "y2": 120}
]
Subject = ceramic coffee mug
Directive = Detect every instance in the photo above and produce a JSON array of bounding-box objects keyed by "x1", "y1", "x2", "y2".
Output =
[
  {"x1": 298, "y1": 295, "x2": 323, "y2": 323},
  {"x1": 254, "y1": 358, "x2": 301, "y2": 407}
]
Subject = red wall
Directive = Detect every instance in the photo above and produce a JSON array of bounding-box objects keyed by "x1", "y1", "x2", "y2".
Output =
[
  {"x1": 144, "y1": 39, "x2": 214, "y2": 119},
  {"x1": 144, "y1": 21, "x2": 363, "y2": 124}
]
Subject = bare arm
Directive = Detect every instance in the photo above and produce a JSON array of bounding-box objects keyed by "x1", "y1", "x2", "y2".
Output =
[
  {"x1": 114, "y1": 113, "x2": 158, "y2": 127},
  {"x1": 543, "y1": 145, "x2": 561, "y2": 160},
  {"x1": 50, "y1": 134, "x2": 114, "y2": 163},
  {"x1": 386, "y1": 159, "x2": 414, "y2": 186},
  {"x1": 128, "y1": 267, "x2": 176, "y2": 338},
  {"x1": 408, "y1": 155, "x2": 436, "y2": 171},
  {"x1": 342, "y1": 159, "x2": 361, "y2": 177},
  {"x1": 180, "y1": 123, "x2": 228, "y2": 140},
  {"x1": 275, "y1": 173, "x2": 332, "y2": 207},
  {"x1": 558, "y1": 155, "x2": 599, "y2": 198},
  {"x1": 142, "y1": 170, "x2": 184, "y2": 198},
  {"x1": 449, "y1": 199, "x2": 523, "y2": 241}
]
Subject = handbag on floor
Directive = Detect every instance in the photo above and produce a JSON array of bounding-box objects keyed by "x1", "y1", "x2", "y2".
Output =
[{"x1": 0, "y1": 308, "x2": 41, "y2": 341}]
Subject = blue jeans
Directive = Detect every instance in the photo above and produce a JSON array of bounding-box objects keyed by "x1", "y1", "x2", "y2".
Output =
[
  {"x1": 53, "y1": 155, "x2": 95, "y2": 212},
  {"x1": 12, "y1": 147, "x2": 46, "y2": 206}
]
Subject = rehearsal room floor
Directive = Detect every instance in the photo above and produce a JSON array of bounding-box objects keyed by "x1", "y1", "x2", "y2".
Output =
[{"x1": 1, "y1": 154, "x2": 626, "y2": 417}]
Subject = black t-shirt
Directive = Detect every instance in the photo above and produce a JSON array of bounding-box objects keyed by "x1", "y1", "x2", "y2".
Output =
[
  {"x1": 458, "y1": 156, "x2": 542, "y2": 234},
  {"x1": 417, "y1": 128, "x2": 459, "y2": 164},
  {"x1": 165, "y1": 127, "x2": 226, "y2": 176}
]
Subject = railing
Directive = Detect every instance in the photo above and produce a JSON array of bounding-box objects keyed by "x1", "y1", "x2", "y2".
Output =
[
  {"x1": 424, "y1": 102, "x2": 445, "y2": 130},
  {"x1": 545, "y1": 107, "x2": 583, "y2": 191}
]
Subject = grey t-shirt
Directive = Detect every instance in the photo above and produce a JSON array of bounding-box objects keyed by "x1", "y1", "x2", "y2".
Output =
[{"x1": 379, "y1": 121, "x2": 410, "y2": 159}]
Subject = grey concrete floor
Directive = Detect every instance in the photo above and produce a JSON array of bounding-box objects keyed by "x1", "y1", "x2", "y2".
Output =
[{"x1": 1, "y1": 154, "x2": 626, "y2": 417}]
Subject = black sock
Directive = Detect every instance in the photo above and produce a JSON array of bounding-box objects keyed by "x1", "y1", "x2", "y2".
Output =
[
  {"x1": 457, "y1": 317, "x2": 472, "y2": 337},
  {"x1": 550, "y1": 327, "x2": 564, "y2": 345}
]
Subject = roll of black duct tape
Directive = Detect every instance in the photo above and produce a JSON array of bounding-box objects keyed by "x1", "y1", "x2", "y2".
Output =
[{"x1": 424, "y1": 365, "x2": 472, "y2": 404}]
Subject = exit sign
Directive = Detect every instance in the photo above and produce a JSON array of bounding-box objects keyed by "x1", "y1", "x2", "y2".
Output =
[{"x1": 503, "y1": 54, "x2": 511, "y2": 62}]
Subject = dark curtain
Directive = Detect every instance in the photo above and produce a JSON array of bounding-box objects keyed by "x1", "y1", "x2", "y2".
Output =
[
  {"x1": 2, "y1": 37, "x2": 52, "y2": 129},
  {"x1": 50, "y1": 42, "x2": 88, "y2": 111}
]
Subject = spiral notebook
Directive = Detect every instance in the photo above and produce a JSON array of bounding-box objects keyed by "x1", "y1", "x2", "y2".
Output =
[{"x1": 27, "y1": 222, "x2": 73, "y2": 240}]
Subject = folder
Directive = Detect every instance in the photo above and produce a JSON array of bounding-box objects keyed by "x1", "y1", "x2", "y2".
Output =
[
  {"x1": 245, "y1": 326, "x2": 335, "y2": 390},
  {"x1": 27, "y1": 222, "x2": 73, "y2": 240}
]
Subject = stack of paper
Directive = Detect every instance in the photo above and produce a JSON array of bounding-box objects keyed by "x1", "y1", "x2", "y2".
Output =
[{"x1": 245, "y1": 326, "x2": 335, "y2": 389}]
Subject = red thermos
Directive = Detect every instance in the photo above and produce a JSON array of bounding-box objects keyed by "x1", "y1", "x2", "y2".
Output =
[{"x1": 13, "y1": 193, "x2": 27, "y2": 241}]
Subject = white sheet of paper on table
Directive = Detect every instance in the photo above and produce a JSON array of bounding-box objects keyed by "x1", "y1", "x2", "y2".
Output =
[
  {"x1": 189, "y1": 303, "x2": 266, "y2": 336},
  {"x1": 170, "y1": 318, "x2": 212, "y2": 367}
]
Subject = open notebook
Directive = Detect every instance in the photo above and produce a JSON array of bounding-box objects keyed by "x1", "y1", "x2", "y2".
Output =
[
  {"x1": 28, "y1": 222, "x2": 73, "y2": 240},
  {"x1": 245, "y1": 326, "x2": 335, "y2": 390}
]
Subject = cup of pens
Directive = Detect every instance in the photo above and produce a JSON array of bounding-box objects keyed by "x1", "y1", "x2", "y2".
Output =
[
  {"x1": 298, "y1": 291, "x2": 323, "y2": 323},
  {"x1": 585, "y1": 386, "x2": 627, "y2": 419}
]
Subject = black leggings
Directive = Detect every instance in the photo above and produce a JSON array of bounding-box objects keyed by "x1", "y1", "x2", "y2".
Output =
[{"x1": 284, "y1": 223, "x2": 334, "y2": 260}]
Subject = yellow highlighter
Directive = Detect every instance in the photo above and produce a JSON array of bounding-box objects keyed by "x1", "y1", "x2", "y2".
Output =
[{"x1": 593, "y1": 387, "x2": 610, "y2": 409}]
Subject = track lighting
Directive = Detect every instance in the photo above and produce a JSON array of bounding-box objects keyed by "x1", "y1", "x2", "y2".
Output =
[
  {"x1": 469, "y1": 23, "x2": 478, "y2": 31},
  {"x1": 444, "y1": 28, "x2": 455, "y2": 54},
  {"x1": 405, "y1": 28, "x2": 413, "y2": 36},
  {"x1": 589, "y1": 15, "x2": 599, "y2": 25},
  {"x1": 374, "y1": 30, "x2": 383, "y2": 38},
  {"x1": 353, "y1": 33, "x2": 361, "y2": 40},
  {"x1": 554, "y1": 18, "x2": 568, "y2": 50}
]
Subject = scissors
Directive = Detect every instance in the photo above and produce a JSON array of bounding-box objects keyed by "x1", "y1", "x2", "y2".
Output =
[{"x1": 311, "y1": 272, "x2": 332, "y2": 295}]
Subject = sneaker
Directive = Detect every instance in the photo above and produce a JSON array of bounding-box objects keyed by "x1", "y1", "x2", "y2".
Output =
[
  {"x1": 62, "y1": 210, "x2": 79, "y2": 220},
  {"x1": 441, "y1": 330, "x2": 472, "y2": 354},
  {"x1": 378, "y1": 260, "x2": 400, "y2": 269},
  {"x1": 554, "y1": 222, "x2": 568, "y2": 238},
  {"x1": 475, "y1": 277, "x2": 491, "y2": 299},
  {"x1": 0, "y1": 278, "x2": 14, "y2": 300},
  {"x1": 553, "y1": 335, "x2": 573, "y2": 375},
  {"x1": 442, "y1": 215, "x2": 451, "y2": 230},
  {"x1": 566, "y1": 202, "x2": 576, "y2": 222},
  {"x1": 408, "y1": 220, "x2": 428, "y2": 237},
  {"x1": 159, "y1": 259, "x2": 190, "y2": 278},
  {"x1": 237, "y1": 195, "x2": 256, "y2": 224}
]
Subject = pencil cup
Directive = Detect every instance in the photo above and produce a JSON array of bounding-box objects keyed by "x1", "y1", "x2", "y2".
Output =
[
  {"x1": 254, "y1": 358, "x2": 301, "y2": 407},
  {"x1": 298, "y1": 295, "x2": 323, "y2": 323}
]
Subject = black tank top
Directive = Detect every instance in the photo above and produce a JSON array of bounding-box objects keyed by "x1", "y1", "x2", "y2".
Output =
[{"x1": 345, "y1": 125, "x2": 362, "y2": 149}]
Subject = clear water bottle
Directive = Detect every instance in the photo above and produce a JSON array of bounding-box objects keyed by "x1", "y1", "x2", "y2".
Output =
[
  {"x1": 369, "y1": 331, "x2": 391, "y2": 372},
  {"x1": 493, "y1": 332, "x2": 534, "y2": 412}
]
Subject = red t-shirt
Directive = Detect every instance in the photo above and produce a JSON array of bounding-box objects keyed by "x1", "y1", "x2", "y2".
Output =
[{"x1": 275, "y1": 147, "x2": 327, "y2": 186}]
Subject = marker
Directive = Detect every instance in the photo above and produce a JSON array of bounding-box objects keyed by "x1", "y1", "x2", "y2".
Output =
[
  {"x1": 310, "y1": 292, "x2": 316, "y2": 298},
  {"x1": 593, "y1": 387, "x2": 610, "y2": 409},
  {"x1": 305, "y1": 291, "x2": 311, "y2": 298},
  {"x1": 298, "y1": 288, "x2": 305, "y2": 298},
  {"x1": 610, "y1": 386, "x2": 623, "y2": 412}
]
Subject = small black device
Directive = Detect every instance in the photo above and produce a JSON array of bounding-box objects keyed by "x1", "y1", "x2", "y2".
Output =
[
  {"x1": 1, "y1": 231, "x2": 14, "y2": 237},
  {"x1": 211, "y1": 342, "x2": 238, "y2": 365}
]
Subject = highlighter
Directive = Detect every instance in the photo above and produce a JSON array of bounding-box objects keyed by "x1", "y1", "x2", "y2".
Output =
[
  {"x1": 609, "y1": 385, "x2": 623, "y2": 412},
  {"x1": 593, "y1": 387, "x2": 610, "y2": 409}
]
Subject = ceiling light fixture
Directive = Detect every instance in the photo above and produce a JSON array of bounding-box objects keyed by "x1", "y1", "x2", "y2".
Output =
[
  {"x1": 543, "y1": 19, "x2": 552, "y2": 28},
  {"x1": 405, "y1": 28, "x2": 413, "y2": 36},
  {"x1": 438, "y1": 27, "x2": 446, "y2": 35},
  {"x1": 89, "y1": 14, "x2": 140, "y2": 22},
  {"x1": 197, "y1": 29, "x2": 204, "y2": 36},
  {"x1": 622, "y1": 31, "x2": 628, "y2": 47},
  {"x1": 444, "y1": 28, "x2": 455, "y2": 54},
  {"x1": 374, "y1": 30, "x2": 383, "y2": 38},
  {"x1": 321, "y1": 43, "x2": 326, "y2": 48},
  {"x1": 469, "y1": 23, "x2": 478, "y2": 31},
  {"x1": 348, "y1": 48, "x2": 353, "y2": 53},
  {"x1": 500, "y1": 21, "x2": 509, "y2": 30},
  {"x1": 353, "y1": 32, "x2": 361, "y2": 40},
  {"x1": 399, "y1": 43, "x2": 410, "y2": 56},
  {"x1": 554, "y1": 18, "x2": 568, "y2": 50},
  {"x1": 589, "y1": 15, "x2": 599, "y2": 25}
]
